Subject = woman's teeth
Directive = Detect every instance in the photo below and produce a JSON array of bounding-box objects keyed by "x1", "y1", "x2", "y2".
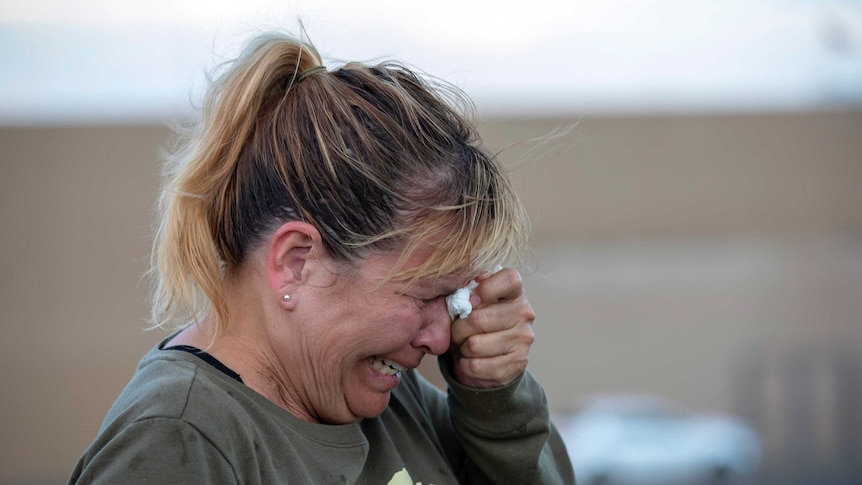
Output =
[{"x1": 370, "y1": 357, "x2": 406, "y2": 376}]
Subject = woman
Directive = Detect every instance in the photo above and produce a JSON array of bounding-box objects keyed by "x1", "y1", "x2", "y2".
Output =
[{"x1": 70, "y1": 33, "x2": 575, "y2": 484}]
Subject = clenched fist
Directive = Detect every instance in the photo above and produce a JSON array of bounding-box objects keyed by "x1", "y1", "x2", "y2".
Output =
[{"x1": 448, "y1": 268, "x2": 536, "y2": 389}]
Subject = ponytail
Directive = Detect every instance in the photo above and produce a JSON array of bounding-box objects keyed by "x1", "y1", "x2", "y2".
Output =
[{"x1": 150, "y1": 35, "x2": 323, "y2": 332}]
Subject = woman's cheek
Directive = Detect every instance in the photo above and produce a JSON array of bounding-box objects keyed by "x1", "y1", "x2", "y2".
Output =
[{"x1": 388, "y1": 307, "x2": 426, "y2": 338}]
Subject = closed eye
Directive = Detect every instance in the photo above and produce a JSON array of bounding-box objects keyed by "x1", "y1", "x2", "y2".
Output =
[{"x1": 415, "y1": 295, "x2": 444, "y2": 305}]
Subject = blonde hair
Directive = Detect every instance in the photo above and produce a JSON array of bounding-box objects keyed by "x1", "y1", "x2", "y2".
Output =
[{"x1": 151, "y1": 33, "x2": 529, "y2": 333}]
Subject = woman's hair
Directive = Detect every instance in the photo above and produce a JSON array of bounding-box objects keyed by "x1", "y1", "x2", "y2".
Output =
[{"x1": 151, "y1": 32, "x2": 529, "y2": 332}]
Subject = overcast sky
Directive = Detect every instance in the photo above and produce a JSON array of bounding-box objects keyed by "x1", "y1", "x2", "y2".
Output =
[{"x1": 2, "y1": 0, "x2": 861, "y2": 124}]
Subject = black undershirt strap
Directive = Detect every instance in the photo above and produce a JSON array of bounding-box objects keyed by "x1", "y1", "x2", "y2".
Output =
[{"x1": 163, "y1": 345, "x2": 243, "y2": 383}]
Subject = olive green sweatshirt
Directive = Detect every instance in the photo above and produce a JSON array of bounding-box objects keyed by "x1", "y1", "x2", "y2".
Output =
[{"x1": 69, "y1": 339, "x2": 575, "y2": 484}]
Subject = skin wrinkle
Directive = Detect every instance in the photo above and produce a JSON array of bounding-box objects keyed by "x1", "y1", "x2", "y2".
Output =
[{"x1": 257, "y1": 345, "x2": 310, "y2": 421}]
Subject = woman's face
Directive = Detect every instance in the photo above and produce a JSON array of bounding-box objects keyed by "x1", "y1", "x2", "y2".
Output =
[{"x1": 282, "y1": 245, "x2": 467, "y2": 424}]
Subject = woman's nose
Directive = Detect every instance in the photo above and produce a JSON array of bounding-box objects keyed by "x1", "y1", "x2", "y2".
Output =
[{"x1": 412, "y1": 301, "x2": 451, "y2": 355}]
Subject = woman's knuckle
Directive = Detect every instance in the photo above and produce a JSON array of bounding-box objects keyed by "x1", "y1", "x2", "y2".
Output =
[
  {"x1": 462, "y1": 336, "x2": 480, "y2": 356},
  {"x1": 469, "y1": 311, "x2": 490, "y2": 331}
]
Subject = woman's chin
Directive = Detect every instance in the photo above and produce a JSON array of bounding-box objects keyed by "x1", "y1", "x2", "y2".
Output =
[{"x1": 340, "y1": 363, "x2": 399, "y2": 420}]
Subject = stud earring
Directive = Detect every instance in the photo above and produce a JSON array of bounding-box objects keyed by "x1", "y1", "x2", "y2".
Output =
[{"x1": 282, "y1": 294, "x2": 291, "y2": 302}]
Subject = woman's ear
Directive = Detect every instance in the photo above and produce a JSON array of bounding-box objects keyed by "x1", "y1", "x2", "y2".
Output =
[{"x1": 267, "y1": 221, "x2": 322, "y2": 303}]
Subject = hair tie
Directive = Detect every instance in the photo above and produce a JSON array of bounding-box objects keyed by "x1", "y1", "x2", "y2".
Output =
[{"x1": 295, "y1": 65, "x2": 327, "y2": 83}]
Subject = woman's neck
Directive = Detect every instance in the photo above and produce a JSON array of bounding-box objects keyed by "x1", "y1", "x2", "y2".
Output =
[{"x1": 166, "y1": 315, "x2": 318, "y2": 423}]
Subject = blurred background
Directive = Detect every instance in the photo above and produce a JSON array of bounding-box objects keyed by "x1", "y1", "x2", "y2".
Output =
[{"x1": 2, "y1": 1, "x2": 861, "y2": 484}]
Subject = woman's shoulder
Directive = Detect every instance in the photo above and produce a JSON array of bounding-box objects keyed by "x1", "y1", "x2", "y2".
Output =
[
  {"x1": 70, "y1": 345, "x2": 256, "y2": 483},
  {"x1": 102, "y1": 344, "x2": 244, "y2": 426}
]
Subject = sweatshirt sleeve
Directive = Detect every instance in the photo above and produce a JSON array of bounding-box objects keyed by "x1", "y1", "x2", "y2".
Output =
[
  {"x1": 68, "y1": 417, "x2": 238, "y2": 485},
  {"x1": 436, "y1": 356, "x2": 576, "y2": 485}
]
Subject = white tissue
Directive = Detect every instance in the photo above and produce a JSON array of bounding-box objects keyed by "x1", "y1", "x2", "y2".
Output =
[
  {"x1": 446, "y1": 281, "x2": 479, "y2": 321},
  {"x1": 445, "y1": 266, "x2": 503, "y2": 321}
]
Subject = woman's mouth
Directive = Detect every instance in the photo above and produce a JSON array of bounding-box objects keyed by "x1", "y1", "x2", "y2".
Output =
[{"x1": 369, "y1": 356, "x2": 407, "y2": 376}]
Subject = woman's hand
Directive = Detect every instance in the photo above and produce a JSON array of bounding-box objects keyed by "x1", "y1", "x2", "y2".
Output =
[{"x1": 449, "y1": 268, "x2": 535, "y2": 389}]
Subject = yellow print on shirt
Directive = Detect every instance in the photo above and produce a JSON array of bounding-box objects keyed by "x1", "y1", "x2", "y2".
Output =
[{"x1": 387, "y1": 467, "x2": 434, "y2": 485}]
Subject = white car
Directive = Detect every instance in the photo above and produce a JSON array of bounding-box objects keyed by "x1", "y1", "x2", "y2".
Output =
[{"x1": 554, "y1": 394, "x2": 761, "y2": 485}]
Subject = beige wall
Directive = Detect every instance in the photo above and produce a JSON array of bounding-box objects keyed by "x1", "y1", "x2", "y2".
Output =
[{"x1": 2, "y1": 111, "x2": 861, "y2": 483}]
